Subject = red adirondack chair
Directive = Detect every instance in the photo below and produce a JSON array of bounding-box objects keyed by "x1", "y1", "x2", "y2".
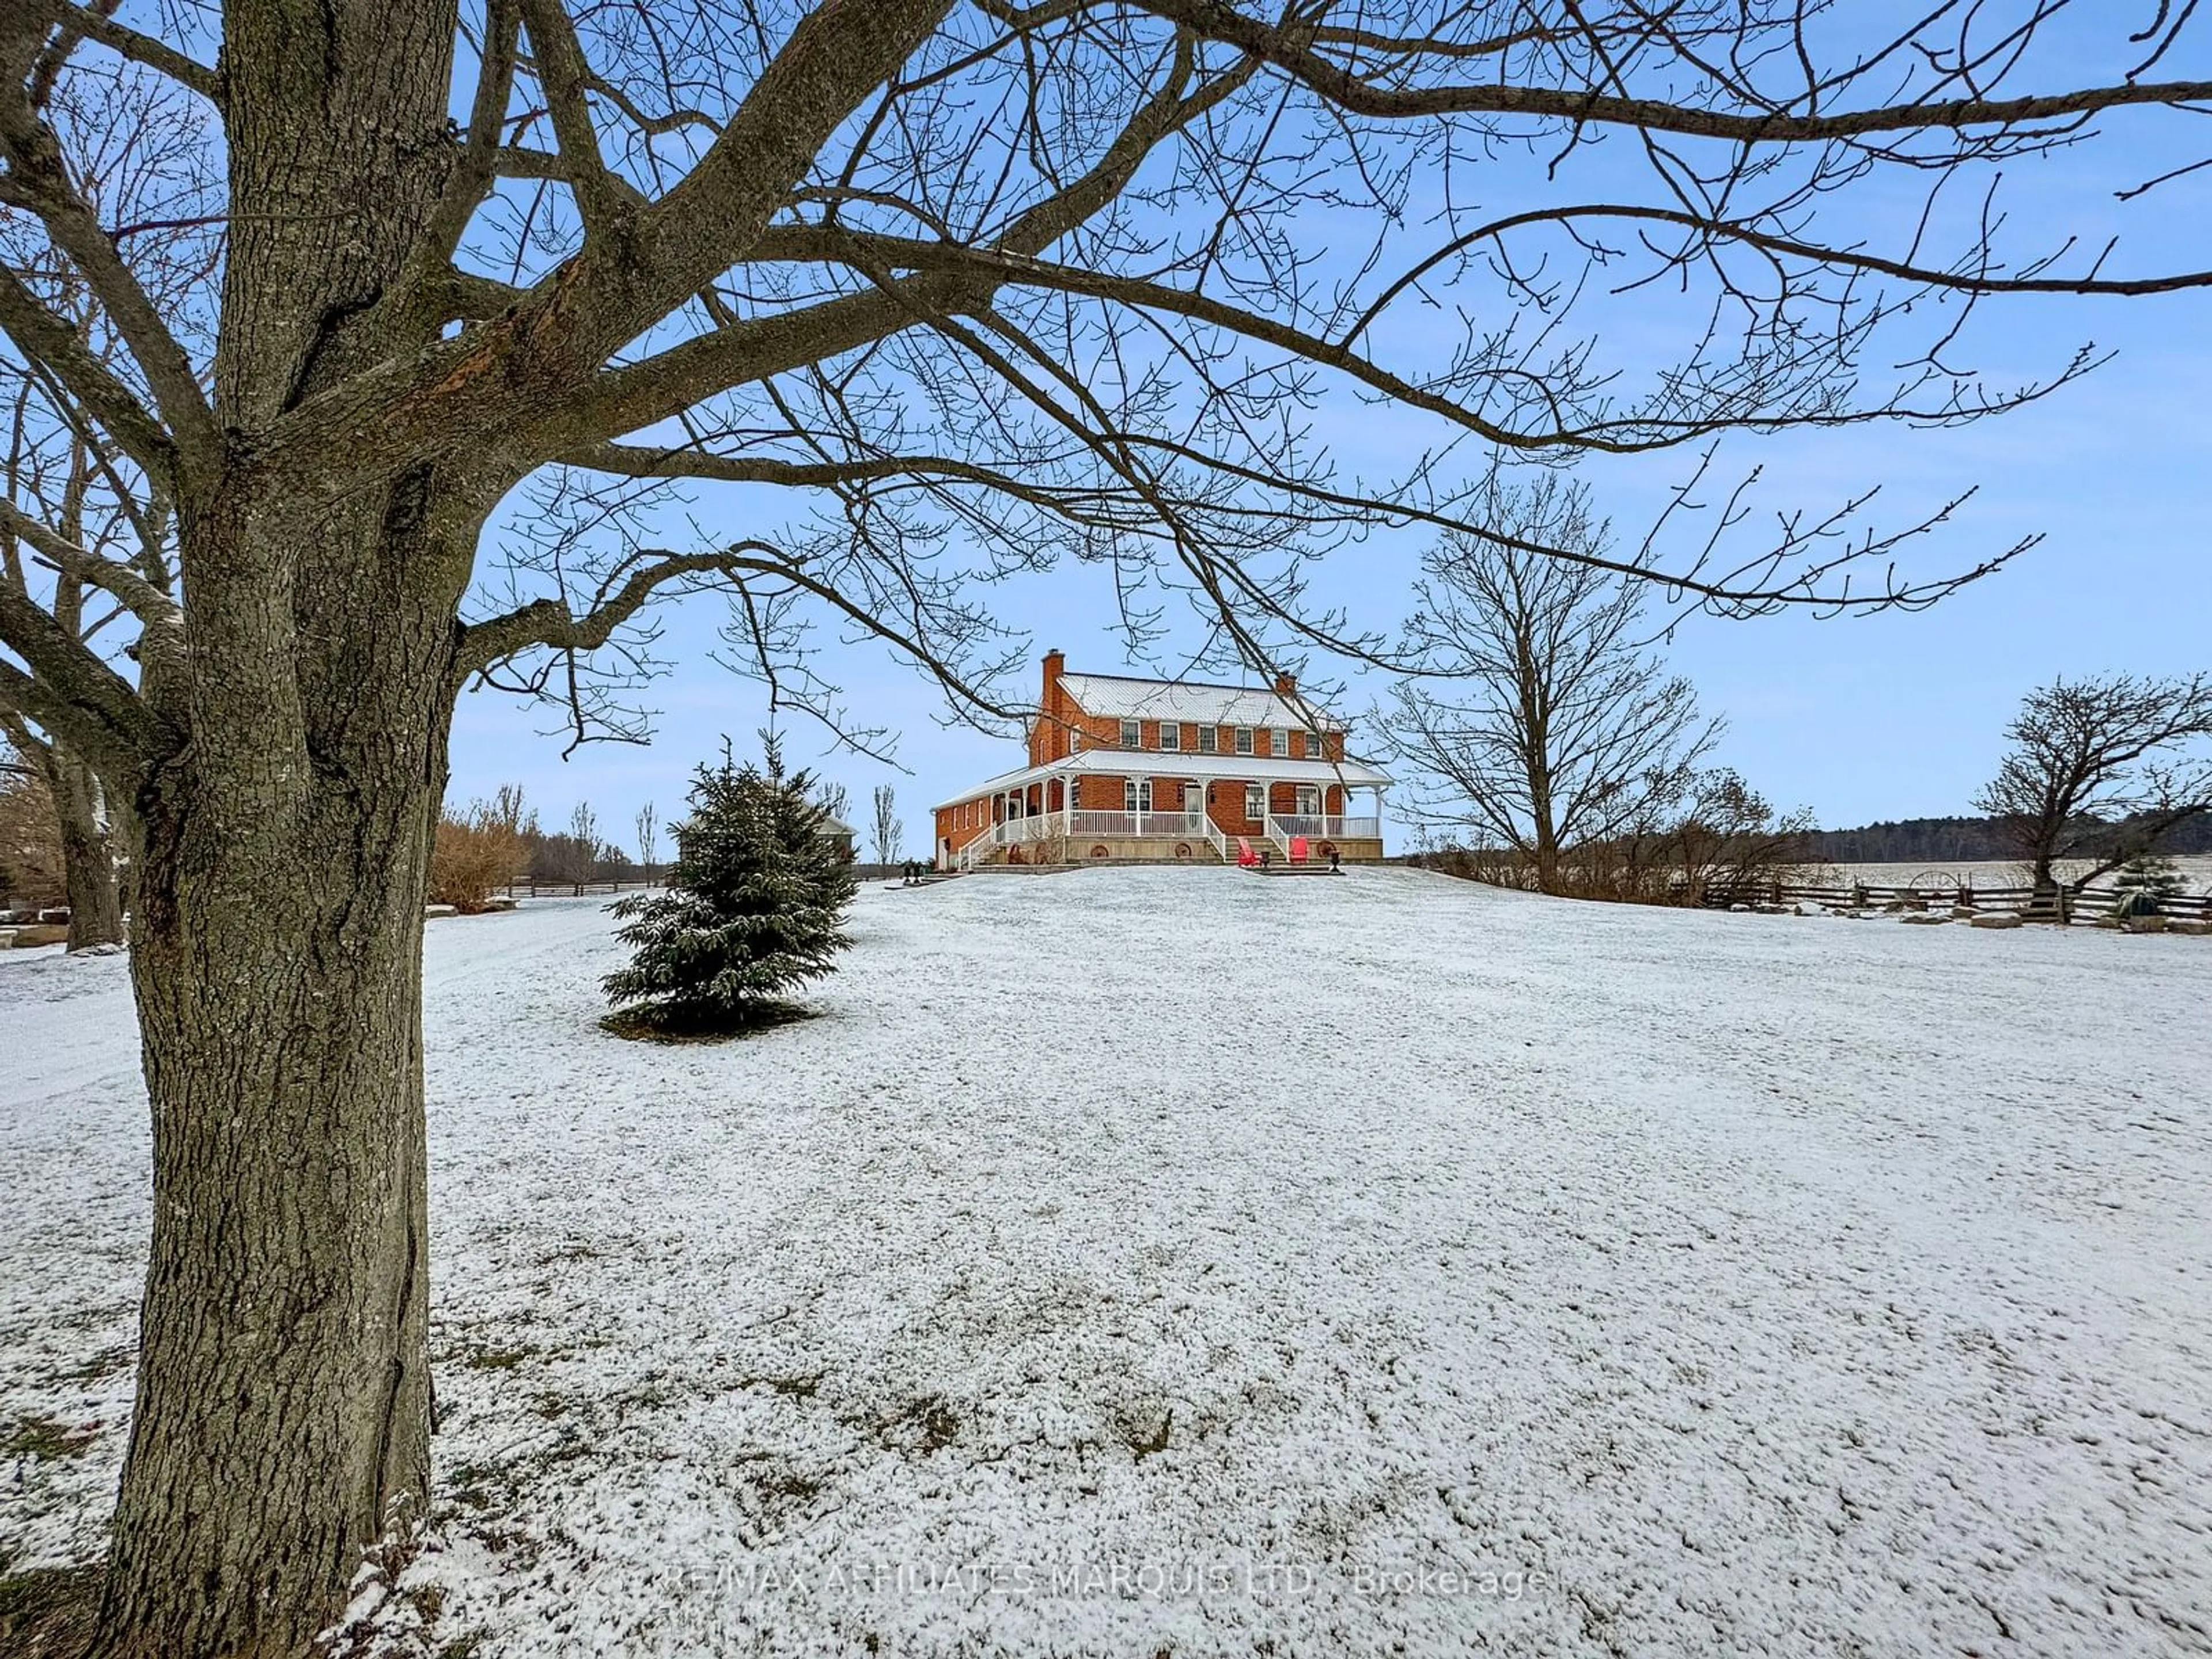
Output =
[
  {"x1": 1236, "y1": 836, "x2": 1259, "y2": 866},
  {"x1": 1290, "y1": 835, "x2": 1309, "y2": 863}
]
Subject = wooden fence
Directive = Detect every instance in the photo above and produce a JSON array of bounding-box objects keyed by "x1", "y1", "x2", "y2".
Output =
[
  {"x1": 1700, "y1": 878, "x2": 2212, "y2": 922},
  {"x1": 507, "y1": 878, "x2": 654, "y2": 899}
]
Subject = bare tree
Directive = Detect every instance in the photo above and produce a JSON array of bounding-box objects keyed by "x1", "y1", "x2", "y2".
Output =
[
  {"x1": 0, "y1": 731, "x2": 63, "y2": 908},
  {"x1": 3, "y1": 3, "x2": 2212, "y2": 1652},
  {"x1": 530, "y1": 800, "x2": 606, "y2": 893},
  {"x1": 0, "y1": 65, "x2": 210, "y2": 950},
  {"x1": 871, "y1": 782, "x2": 903, "y2": 868},
  {"x1": 1974, "y1": 675, "x2": 2212, "y2": 895},
  {"x1": 635, "y1": 800, "x2": 658, "y2": 885},
  {"x1": 568, "y1": 800, "x2": 599, "y2": 857},
  {"x1": 1380, "y1": 474, "x2": 1720, "y2": 894},
  {"x1": 1656, "y1": 769, "x2": 1814, "y2": 906}
]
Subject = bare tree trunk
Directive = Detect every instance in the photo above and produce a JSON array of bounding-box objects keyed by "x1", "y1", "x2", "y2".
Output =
[
  {"x1": 94, "y1": 510, "x2": 464, "y2": 1657},
  {"x1": 55, "y1": 748, "x2": 123, "y2": 949},
  {"x1": 88, "y1": 5, "x2": 469, "y2": 1643}
]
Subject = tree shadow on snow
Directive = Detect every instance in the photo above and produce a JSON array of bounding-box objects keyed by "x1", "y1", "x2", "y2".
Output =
[{"x1": 597, "y1": 1000, "x2": 820, "y2": 1044}]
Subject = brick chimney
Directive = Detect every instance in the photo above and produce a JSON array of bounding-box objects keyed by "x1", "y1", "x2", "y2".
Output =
[
  {"x1": 1272, "y1": 670, "x2": 1296, "y2": 695},
  {"x1": 1039, "y1": 649, "x2": 1066, "y2": 762}
]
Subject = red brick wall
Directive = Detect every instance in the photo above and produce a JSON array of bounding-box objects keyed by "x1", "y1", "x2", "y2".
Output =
[{"x1": 1200, "y1": 780, "x2": 1343, "y2": 837}]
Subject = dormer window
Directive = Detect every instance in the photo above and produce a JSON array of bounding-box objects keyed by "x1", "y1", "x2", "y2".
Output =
[
  {"x1": 1234, "y1": 726, "x2": 1254, "y2": 755},
  {"x1": 1270, "y1": 728, "x2": 1288, "y2": 757},
  {"x1": 1305, "y1": 730, "x2": 1325, "y2": 759},
  {"x1": 1198, "y1": 726, "x2": 1218, "y2": 755},
  {"x1": 1120, "y1": 719, "x2": 1141, "y2": 748},
  {"x1": 1159, "y1": 722, "x2": 1180, "y2": 751}
]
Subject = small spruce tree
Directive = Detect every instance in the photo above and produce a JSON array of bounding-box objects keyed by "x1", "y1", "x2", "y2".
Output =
[
  {"x1": 603, "y1": 737, "x2": 857, "y2": 1032},
  {"x1": 2111, "y1": 853, "x2": 2187, "y2": 918}
]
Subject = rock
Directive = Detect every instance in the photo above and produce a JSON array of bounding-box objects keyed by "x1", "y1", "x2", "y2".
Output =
[
  {"x1": 67, "y1": 942, "x2": 127, "y2": 956},
  {"x1": 1969, "y1": 914, "x2": 2025, "y2": 929},
  {"x1": 424, "y1": 904, "x2": 459, "y2": 918},
  {"x1": 1900, "y1": 913, "x2": 1949, "y2": 925},
  {"x1": 1728, "y1": 902, "x2": 1752, "y2": 912},
  {"x1": 1949, "y1": 906, "x2": 1978, "y2": 919},
  {"x1": 0, "y1": 929, "x2": 14, "y2": 950},
  {"x1": 2121, "y1": 915, "x2": 2169, "y2": 934},
  {"x1": 2166, "y1": 919, "x2": 2209, "y2": 937}
]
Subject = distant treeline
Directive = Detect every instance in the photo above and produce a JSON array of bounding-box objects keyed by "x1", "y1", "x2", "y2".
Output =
[{"x1": 1805, "y1": 814, "x2": 2212, "y2": 864}]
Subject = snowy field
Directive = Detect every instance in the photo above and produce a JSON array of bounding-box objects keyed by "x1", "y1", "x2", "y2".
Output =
[
  {"x1": 1810, "y1": 855, "x2": 2212, "y2": 893},
  {"x1": 4, "y1": 869, "x2": 2210, "y2": 1657}
]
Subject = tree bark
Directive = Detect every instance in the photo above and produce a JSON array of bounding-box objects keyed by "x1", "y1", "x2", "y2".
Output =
[
  {"x1": 85, "y1": 3, "x2": 477, "y2": 1650},
  {"x1": 54, "y1": 746, "x2": 123, "y2": 949},
  {"x1": 93, "y1": 497, "x2": 471, "y2": 1658}
]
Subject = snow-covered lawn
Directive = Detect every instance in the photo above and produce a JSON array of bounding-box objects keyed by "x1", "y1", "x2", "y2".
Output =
[{"x1": 5, "y1": 868, "x2": 2210, "y2": 1657}]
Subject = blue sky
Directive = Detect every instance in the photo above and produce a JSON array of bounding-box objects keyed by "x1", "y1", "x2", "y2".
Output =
[{"x1": 446, "y1": 19, "x2": 2212, "y2": 858}]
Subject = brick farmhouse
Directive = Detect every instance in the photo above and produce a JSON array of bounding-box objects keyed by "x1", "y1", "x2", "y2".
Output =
[{"x1": 932, "y1": 652, "x2": 1391, "y2": 869}]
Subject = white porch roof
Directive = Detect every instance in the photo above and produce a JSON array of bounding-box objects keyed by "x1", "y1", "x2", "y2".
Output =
[{"x1": 934, "y1": 751, "x2": 1391, "y2": 811}]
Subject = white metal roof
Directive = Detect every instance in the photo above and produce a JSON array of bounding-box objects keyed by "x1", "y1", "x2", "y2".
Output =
[
  {"x1": 933, "y1": 751, "x2": 1391, "y2": 810},
  {"x1": 1057, "y1": 672, "x2": 1346, "y2": 732}
]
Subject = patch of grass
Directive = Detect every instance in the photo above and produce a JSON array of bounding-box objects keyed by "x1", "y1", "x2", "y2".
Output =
[
  {"x1": 3, "y1": 1416, "x2": 99, "y2": 1461},
  {"x1": 873, "y1": 1395, "x2": 961, "y2": 1456},
  {"x1": 733, "y1": 1372, "x2": 822, "y2": 1400},
  {"x1": 1124, "y1": 1408, "x2": 1174, "y2": 1463},
  {"x1": 46, "y1": 1345, "x2": 134, "y2": 1387},
  {"x1": 599, "y1": 999, "x2": 817, "y2": 1044},
  {"x1": 0, "y1": 1565, "x2": 101, "y2": 1657},
  {"x1": 460, "y1": 1347, "x2": 534, "y2": 1372}
]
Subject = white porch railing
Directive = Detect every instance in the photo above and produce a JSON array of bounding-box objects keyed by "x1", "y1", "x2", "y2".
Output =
[
  {"x1": 1270, "y1": 814, "x2": 1381, "y2": 843},
  {"x1": 1067, "y1": 809, "x2": 1207, "y2": 839},
  {"x1": 1264, "y1": 814, "x2": 1381, "y2": 853},
  {"x1": 953, "y1": 825, "x2": 998, "y2": 870}
]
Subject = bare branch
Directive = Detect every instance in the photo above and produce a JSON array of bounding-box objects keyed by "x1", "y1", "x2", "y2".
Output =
[
  {"x1": 1133, "y1": 2, "x2": 2212, "y2": 140},
  {"x1": 16, "y1": 0, "x2": 222, "y2": 104}
]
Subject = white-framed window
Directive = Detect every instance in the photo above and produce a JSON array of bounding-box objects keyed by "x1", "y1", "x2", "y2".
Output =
[
  {"x1": 1120, "y1": 718, "x2": 1141, "y2": 748},
  {"x1": 1159, "y1": 722, "x2": 1181, "y2": 751},
  {"x1": 1234, "y1": 726, "x2": 1254, "y2": 755},
  {"x1": 1124, "y1": 778, "x2": 1153, "y2": 813},
  {"x1": 1297, "y1": 785, "x2": 1321, "y2": 816},
  {"x1": 1244, "y1": 783, "x2": 1265, "y2": 822},
  {"x1": 1183, "y1": 781, "x2": 1202, "y2": 812},
  {"x1": 1198, "y1": 726, "x2": 1218, "y2": 754},
  {"x1": 1270, "y1": 728, "x2": 1287, "y2": 757},
  {"x1": 1305, "y1": 729, "x2": 1325, "y2": 759},
  {"x1": 1070, "y1": 729, "x2": 1084, "y2": 752}
]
